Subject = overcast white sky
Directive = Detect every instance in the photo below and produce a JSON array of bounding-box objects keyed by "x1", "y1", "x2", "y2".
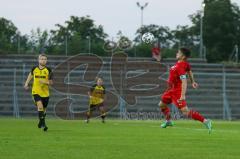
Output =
[{"x1": 0, "y1": 0, "x2": 240, "y2": 40}]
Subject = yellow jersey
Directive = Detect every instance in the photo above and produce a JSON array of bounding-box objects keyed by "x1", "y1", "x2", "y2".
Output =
[
  {"x1": 89, "y1": 84, "x2": 105, "y2": 105},
  {"x1": 31, "y1": 66, "x2": 53, "y2": 97}
]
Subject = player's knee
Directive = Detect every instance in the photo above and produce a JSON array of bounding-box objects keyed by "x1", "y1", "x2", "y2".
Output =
[
  {"x1": 180, "y1": 107, "x2": 189, "y2": 116},
  {"x1": 38, "y1": 106, "x2": 44, "y2": 111},
  {"x1": 36, "y1": 101, "x2": 44, "y2": 110},
  {"x1": 182, "y1": 111, "x2": 188, "y2": 116},
  {"x1": 159, "y1": 101, "x2": 167, "y2": 108}
]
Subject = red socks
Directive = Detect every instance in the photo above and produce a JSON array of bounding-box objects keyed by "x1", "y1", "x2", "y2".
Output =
[
  {"x1": 188, "y1": 110, "x2": 205, "y2": 122},
  {"x1": 161, "y1": 107, "x2": 205, "y2": 123},
  {"x1": 161, "y1": 107, "x2": 171, "y2": 121}
]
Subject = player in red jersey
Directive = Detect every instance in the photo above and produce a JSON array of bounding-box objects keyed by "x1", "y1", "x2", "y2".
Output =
[{"x1": 159, "y1": 48, "x2": 212, "y2": 133}]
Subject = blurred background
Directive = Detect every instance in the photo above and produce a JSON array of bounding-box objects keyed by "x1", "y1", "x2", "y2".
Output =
[{"x1": 0, "y1": 0, "x2": 240, "y2": 120}]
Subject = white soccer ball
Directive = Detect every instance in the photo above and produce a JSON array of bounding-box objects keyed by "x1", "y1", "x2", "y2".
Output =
[{"x1": 142, "y1": 32, "x2": 155, "y2": 43}]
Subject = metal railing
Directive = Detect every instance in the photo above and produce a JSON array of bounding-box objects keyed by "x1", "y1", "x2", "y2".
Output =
[{"x1": 0, "y1": 62, "x2": 239, "y2": 120}]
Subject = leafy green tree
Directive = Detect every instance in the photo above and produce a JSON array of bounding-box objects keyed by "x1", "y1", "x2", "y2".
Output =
[
  {"x1": 171, "y1": 25, "x2": 199, "y2": 57},
  {"x1": 49, "y1": 16, "x2": 108, "y2": 55},
  {"x1": 27, "y1": 28, "x2": 49, "y2": 54},
  {"x1": 0, "y1": 17, "x2": 18, "y2": 53},
  {"x1": 204, "y1": 0, "x2": 238, "y2": 61},
  {"x1": 188, "y1": 0, "x2": 240, "y2": 62}
]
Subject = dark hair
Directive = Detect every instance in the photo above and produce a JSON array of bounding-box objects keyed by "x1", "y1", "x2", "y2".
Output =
[{"x1": 180, "y1": 48, "x2": 191, "y2": 58}]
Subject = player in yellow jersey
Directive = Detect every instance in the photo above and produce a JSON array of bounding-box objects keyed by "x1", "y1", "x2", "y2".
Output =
[
  {"x1": 24, "y1": 54, "x2": 53, "y2": 131},
  {"x1": 86, "y1": 77, "x2": 106, "y2": 123}
]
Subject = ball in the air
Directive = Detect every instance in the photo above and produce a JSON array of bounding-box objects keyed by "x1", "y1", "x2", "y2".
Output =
[{"x1": 142, "y1": 32, "x2": 155, "y2": 43}]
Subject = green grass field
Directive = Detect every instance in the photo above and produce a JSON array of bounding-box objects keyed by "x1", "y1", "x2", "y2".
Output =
[{"x1": 0, "y1": 118, "x2": 240, "y2": 159}]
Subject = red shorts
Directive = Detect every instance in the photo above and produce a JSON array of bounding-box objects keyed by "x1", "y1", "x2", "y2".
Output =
[{"x1": 161, "y1": 89, "x2": 187, "y2": 109}]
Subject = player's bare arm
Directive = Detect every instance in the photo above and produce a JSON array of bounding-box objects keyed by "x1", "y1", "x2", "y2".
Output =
[
  {"x1": 24, "y1": 72, "x2": 33, "y2": 90},
  {"x1": 88, "y1": 91, "x2": 92, "y2": 98},
  {"x1": 188, "y1": 70, "x2": 199, "y2": 89},
  {"x1": 180, "y1": 78, "x2": 187, "y2": 101}
]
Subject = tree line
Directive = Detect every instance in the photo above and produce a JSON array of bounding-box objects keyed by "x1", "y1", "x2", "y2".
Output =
[{"x1": 0, "y1": 0, "x2": 240, "y2": 62}]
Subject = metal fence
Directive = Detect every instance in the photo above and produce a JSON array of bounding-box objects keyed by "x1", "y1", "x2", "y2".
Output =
[{"x1": 0, "y1": 59, "x2": 239, "y2": 120}]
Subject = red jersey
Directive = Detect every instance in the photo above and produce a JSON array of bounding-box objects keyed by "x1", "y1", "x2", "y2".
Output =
[{"x1": 168, "y1": 61, "x2": 191, "y2": 90}]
